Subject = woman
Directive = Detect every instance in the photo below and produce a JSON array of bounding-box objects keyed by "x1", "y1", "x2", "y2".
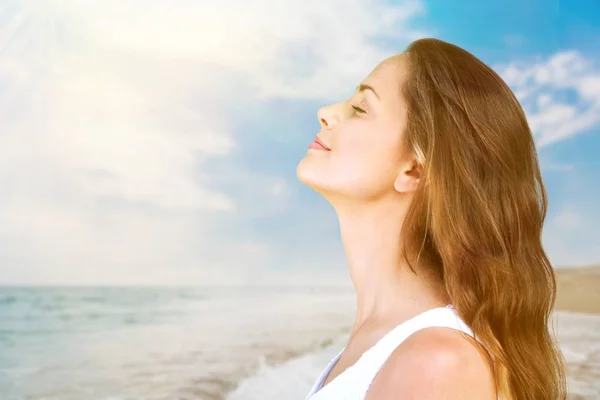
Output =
[{"x1": 296, "y1": 38, "x2": 568, "y2": 400}]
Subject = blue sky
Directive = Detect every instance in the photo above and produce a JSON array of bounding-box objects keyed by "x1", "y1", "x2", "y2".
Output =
[{"x1": 0, "y1": 0, "x2": 598, "y2": 285}]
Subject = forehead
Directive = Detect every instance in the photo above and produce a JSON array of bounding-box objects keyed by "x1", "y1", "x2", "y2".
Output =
[{"x1": 361, "y1": 54, "x2": 407, "y2": 105}]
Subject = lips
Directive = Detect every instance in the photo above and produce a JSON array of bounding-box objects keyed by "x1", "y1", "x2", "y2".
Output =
[
  {"x1": 308, "y1": 141, "x2": 329, "y2": 150},
  {"x1": 313, "y1": 135, "x2": 331, "y2": 150}
]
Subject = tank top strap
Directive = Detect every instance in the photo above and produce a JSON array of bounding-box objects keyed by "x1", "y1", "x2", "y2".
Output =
[
  {"x1": 306, "y1": 305, "x2": 498, "y2": 400},
  {"x1": 357, "y1": 305, "x2": 482, "y2": 396}
]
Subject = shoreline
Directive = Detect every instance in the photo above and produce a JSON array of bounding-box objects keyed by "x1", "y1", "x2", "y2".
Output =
[{"x1": 226, "y1": 309, "x2": 600, "y2": 400}]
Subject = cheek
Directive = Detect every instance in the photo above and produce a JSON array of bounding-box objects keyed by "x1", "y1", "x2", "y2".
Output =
[{"x1": 329, "y1": 128, "x2": 401, "y2": 194}]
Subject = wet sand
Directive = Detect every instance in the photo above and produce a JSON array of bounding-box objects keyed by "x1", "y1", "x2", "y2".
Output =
[
  {"x1": 554, "y1": 265, "x2": 600, "y2": 399},
  {"x1": 555, "y1": 265, "x2": 600, "y2": 315}
]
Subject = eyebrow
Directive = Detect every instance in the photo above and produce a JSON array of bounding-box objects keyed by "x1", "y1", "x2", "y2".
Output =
[{"x1": 356, "y1": 83, "x2": 380, "y2": 100}]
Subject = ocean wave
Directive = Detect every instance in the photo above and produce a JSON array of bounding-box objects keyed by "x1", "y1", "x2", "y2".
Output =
[{"x1": 227, "y1": 311, "x2": 600, "y2": 400}]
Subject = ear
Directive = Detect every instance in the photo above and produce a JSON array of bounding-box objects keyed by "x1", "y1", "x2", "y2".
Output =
[{"x1": 394, "y1": 159, "x2": 421, "y2": 193}]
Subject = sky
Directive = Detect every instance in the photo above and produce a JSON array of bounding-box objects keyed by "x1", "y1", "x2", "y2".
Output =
[{"x1": 0, "y1": 0, "x2": 598, "y2": 286}]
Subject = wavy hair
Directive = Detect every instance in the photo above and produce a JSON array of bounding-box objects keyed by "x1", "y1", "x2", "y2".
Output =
[{"x1": 398, "y1": 38, "x2": 568, "y2": 400}]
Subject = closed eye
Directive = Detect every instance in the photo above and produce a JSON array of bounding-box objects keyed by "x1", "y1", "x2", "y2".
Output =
[{"x1": 352, "y1": 105, "x2": 366, "y2": 114}]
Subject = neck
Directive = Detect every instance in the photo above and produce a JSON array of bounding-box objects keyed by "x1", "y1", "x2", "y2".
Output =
[{"x1": 333, "y1": 197, "x2": 447, "y2": 333}]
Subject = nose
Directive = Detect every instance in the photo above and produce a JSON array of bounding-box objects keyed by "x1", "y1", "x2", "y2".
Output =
[{"x1": 317, "y1": 106, "x2": 336, "y2": 130}]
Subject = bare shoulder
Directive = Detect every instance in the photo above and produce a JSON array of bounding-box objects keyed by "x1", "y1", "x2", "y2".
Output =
[{"x1": 365, "y1": 327, "x2": 497, "y2": 400}]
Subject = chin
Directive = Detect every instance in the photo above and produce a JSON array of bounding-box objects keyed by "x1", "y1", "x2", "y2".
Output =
[
  {"x1": 296, "y1": 158, "x2": 319, "y2": 186},
  {"x1": 296, "y1": 156, "x2": 377, "y2": 200},
  {"x1": 295, "y1": 158, "x2": 329, "y2": 192}
]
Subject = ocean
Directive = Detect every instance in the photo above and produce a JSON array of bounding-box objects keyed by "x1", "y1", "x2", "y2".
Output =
[{"x1": 0, "y1": 286, "x2": 598, "y2": 400}]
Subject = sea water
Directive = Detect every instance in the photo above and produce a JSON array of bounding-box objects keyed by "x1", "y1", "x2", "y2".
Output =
[{"x1": 0, "y1": 286, "x2": 598, "y2": 400}]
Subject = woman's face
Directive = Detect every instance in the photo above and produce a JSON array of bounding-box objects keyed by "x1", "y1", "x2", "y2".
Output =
[{"x1": 297, "y1": 54, "x2": 416, "y2": 201}]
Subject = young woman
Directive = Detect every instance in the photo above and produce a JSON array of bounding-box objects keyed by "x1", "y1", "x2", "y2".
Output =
[{"x1": 297, "y1": 38, "x2": 568, "y2": 400}]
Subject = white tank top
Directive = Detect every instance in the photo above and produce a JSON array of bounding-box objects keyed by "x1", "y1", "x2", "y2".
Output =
[{"x1": 305, "y1": 304, "x2": 498, "y2": 400}]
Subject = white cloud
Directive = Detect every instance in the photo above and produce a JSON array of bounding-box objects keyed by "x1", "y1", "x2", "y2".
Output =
[
  {"x1": 497, "y1": 51, "x2": 600, "y2": 267},
  {"x1": 0, "y1": 0, "x2": 429, "y2": 284},
  {"x1": 544, "y1": 205, "x2": 600, "y2": 268},
  {"x1": 496, "y1": 50, "x2": 600, "y2": 148}
]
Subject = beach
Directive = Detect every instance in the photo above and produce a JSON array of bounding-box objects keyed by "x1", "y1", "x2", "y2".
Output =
[
  {"x1": 555, "y1": 265, "x2": 600, "y2": 315},
  {"x1": 228, "y1": 311, "x2": 600, "y2": 400},
  {"x1": 228, "y1": 265, "x2": 600, "y2": 399},
  {"x1": 0, "y1": 286, "x2": 357, "y2": 400},
  {"x1": 228, "y1": 266, "x2": 600, "y2": 400},
  {"x1": 0, "y1": 266, "x2": 598, "y2": 400}
]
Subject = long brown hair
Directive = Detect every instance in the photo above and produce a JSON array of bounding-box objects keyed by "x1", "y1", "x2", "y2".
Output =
[{"x1": 399, "y1": 38, "x2": 568, "y2": 400}]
